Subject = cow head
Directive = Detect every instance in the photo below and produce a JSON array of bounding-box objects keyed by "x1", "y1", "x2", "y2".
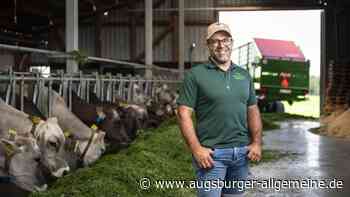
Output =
[
  {"x1": 98, "y1": 108, "x2": 131, "y2": 149},
  {"x1": 74, "y1": 130, "x2": 106, "y2": 166},
  {"x1": 0, "y1": 135, "x2": 47, "y2": 192},
  {"x1": 33, "y1": 117, "x2": 70, "y2": 178},
  {"x1": 133, "y1": 84, "x2": 146, "y2": 105},
  {"x1": 126, "y1": 104, "x2": 149, "y2": 130}
]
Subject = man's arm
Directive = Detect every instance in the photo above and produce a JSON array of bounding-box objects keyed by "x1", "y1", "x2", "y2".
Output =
[
  {"x1": 177, "y1": 105, "x2": 214, "y2": 169},
  {"x1": 247, "y1": 104, "x2": 262, "y2": 162}
]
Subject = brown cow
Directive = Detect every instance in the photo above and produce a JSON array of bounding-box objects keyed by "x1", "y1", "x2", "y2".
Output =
[{"x1": 71, "y1": 91, "x2": 131, "y2": 151}]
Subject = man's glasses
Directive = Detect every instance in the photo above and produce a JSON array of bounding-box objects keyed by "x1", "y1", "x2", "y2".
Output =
[{"x1": 207, "y1": 38, "x2": 233, "y2": 47}]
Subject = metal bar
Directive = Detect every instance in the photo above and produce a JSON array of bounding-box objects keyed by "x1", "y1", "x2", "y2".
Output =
[
  {"x1": 86, "y1": 80, "x2": 90, "y2": 103},
  {"x1": 0, "y1": 43, "x2": 66, "y2": 56},
  {"x1": 0, "y1": 43, "x2": 180, "y2": 74},
  {"x1": 118, "y1": 79, "x2": 123, "y2": 99},
  {"x1": 145, "y1": 0, "x2": 153, "y2": 79},
  {"x1": 178, "y1": 0, "x2": 185, "y2": 80},
  {"x1": 32, "y1": 74, "x2": 39, "y2": 104},
  {"x1": 68, "y1": 80, "x2": 72, "y2": 111},
  {"x1": 127, "y1": 77, "x2": 133, "y2": 103},
  {"x1": 5, "y1": 80, "x2": 11, "y2": 104},
  {"x1": 128, "y1": 6, "x2": 323, "y2": 12},
  {"x1": 100, "y1": 79, "x2": 104, "y2": 102},
  {"x1": 20, "y1": 78, "x2": 24, "y2": 111},
  {"x1": 66, "y1": 0, "x2": 79, "y2": 73},
  {"x1": 0, "y1": 75, "x2": 182, "y2": 83},
  {"x1": 10, "y1": 78, "x2": 16, "y2": 107},
  {"x1": 48, "y1": 80, "x2": 52, "y2": 117}
]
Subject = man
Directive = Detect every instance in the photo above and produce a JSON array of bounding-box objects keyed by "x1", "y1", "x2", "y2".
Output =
[{"x1": 177, "y1": 22, "x2": 262, "y2": 197}]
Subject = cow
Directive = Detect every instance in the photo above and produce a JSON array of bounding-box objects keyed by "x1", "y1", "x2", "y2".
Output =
[
  {"x1": 0, "y1": 131, "x2": 47, "y2": 194},
  {"x1": 0, "y1": 98, "x2": 69, "y2": 178},
  {"x1": 70, "y1": 91, "x2": 131, "y2": 152},
  {"x1": 84, "y1": 90, "x2": 148, "y2": 142},
  {"x1": 35, "y1": 87, "x2": 106, "y2": 167}
]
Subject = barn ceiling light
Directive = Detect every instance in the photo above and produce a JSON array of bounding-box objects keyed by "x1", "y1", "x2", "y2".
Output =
[{"x1": 104, "y1": 11, "x2": 109, "y2": 16}]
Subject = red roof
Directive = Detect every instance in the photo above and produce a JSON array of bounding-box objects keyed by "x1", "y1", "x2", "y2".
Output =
[{"x1": 253, "y1": 38, "x2": 306, "y2": 62}]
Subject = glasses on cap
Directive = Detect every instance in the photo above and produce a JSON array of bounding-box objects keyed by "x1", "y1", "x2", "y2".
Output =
[{"x1": 207, "y1": 38, "x2": 233, "y2": 47}]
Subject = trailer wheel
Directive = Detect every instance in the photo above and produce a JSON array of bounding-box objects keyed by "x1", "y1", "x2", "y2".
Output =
[{"x1": 275, "y1": 101, "x2": 285, "y2": 113}]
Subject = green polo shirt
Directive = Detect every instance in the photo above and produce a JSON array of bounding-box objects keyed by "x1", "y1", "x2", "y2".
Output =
[{"x1": 177, "y1": 60, "x2": 257, "y2": 148}]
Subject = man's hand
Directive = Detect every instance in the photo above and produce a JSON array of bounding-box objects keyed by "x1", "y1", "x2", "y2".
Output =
[
  {"x1": 247, "y1": 143, "x2": 262, "y2": 162},
  {"x1": 192, "y1": 146, "x2": 214, "y2": 169}
]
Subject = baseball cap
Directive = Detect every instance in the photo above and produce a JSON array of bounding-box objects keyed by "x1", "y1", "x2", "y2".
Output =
[{"x1": 206, "y1": 22, "x2": 232, "y2": 40}]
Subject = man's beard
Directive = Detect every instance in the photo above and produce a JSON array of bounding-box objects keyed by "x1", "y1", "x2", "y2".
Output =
[{"x1": 212, "y1": 50, "x2": 231, "y2": 64}]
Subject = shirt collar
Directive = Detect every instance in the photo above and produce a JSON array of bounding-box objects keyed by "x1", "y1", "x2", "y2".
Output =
[{"x1": 207, "y1": 57, "x2": 236, "y2": 71}]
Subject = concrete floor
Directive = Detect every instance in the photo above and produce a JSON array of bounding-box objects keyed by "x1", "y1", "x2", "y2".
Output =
[{"x1": 247, "y1": 120, "x2": 350, "y2": 197}]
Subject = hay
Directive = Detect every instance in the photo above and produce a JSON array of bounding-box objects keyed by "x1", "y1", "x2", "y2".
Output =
[
  {"x1": 320, "y1": 107, "x2": 347, "y2": 125},
  {"x1": 324, "y1": 109, "x2": 350, "y2": 138}
]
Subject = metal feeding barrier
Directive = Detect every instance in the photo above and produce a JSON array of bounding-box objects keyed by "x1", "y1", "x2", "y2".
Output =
[{"x1": 0, "y1": 70, "x2": 181, "y2": 117}]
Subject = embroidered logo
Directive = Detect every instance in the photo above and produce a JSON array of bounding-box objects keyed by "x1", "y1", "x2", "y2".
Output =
[{"x1": 233, "y1": 72, "x2": 245, "y2": 80}]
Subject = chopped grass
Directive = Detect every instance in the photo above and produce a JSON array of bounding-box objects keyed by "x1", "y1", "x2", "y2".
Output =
[{"x1": 31, "y1": 115, "x2": 301, "y2": 197}]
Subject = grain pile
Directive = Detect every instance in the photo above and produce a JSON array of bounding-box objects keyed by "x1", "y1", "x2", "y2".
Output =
[{"x1": 320, "y1": 63, "x2": 350, "y2": 138}]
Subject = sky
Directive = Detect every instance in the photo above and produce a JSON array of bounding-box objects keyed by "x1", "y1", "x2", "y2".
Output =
[{"x1": 220, "y1": 10, "x2": 322, "y2": 76}]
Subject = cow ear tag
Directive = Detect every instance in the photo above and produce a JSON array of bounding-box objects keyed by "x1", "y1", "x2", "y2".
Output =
[
  {"x1": 63, "y1": 130, "x2": 71, "y2": 138},
  {"x1": 8, "y1": 129, "x2": 17, "y2": 141},
  {"x1": 120, "y1": 102, "x2": 128, "y2": 107},
  {"x1": 0, "y1": 139, "x2": 17, "y2": 156},
  {"x1": 31, "y1": 116, "x2": 42, "y2": 125},
  {"x1": 91, "y1": 124, "x2": 98, "y2": 131}
]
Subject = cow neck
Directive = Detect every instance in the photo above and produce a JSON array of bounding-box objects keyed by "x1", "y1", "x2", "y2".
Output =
[
  {"x1": 3, "y1": 150, "x2": 17, "y2": 172},
  {"x1": 77, "y1": 130, "x2": 96, "y2": 167}
]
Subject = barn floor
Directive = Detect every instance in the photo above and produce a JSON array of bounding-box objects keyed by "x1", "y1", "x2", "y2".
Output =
[{"x1": 247, "y1": 120, "x2": 350, "y2": 197}]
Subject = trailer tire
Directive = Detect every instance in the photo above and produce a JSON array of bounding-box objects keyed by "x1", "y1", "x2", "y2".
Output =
[{"x1": 275, "y1": 101, "x2": 285, "y2": 113}]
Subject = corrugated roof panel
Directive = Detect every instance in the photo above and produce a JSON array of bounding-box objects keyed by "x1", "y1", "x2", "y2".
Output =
[
  {"x1": 135, "y1": 26, "x2": 145, "y2": 61},
  {"x1": 185, "y1": 0, "x2": 216, "y2": 21},
  {"x1": 101, "y1": 27, "x2": 130, "y2": 60},
  {"x1": 0, "y1": 50, "x2": 14, "y2": 71},
  {"x1": 185, "y1": 26, "x2": 210, "y2": 62},
  {"x1": 153, "y1": 27, "x2": 172, "y2": 62},
  {"x1": 79, "y1": 26, "x2": 96, "y2": 56}
]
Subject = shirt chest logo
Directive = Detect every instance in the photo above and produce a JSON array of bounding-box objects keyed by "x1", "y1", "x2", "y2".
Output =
[{"x1": 232, "y1": 72, "x2": 245, "y2": 80}]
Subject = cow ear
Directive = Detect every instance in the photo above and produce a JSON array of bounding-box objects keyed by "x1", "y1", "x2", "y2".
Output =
[{"x1": 0, "y1": 138, "x2": 20, "y2": 156}]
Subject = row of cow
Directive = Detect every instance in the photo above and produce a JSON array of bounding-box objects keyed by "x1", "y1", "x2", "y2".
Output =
[{"x1": 0, "y1": 82, "x2": 178, "y2": 196}]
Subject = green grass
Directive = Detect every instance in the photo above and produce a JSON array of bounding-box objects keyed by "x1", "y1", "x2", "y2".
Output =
[
  {"x1": 282, "y1": 95, "x2": 320, "y2": 118},
  {"x1": 31, "y1": 116, "x2": 302, "y2": 197}
]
